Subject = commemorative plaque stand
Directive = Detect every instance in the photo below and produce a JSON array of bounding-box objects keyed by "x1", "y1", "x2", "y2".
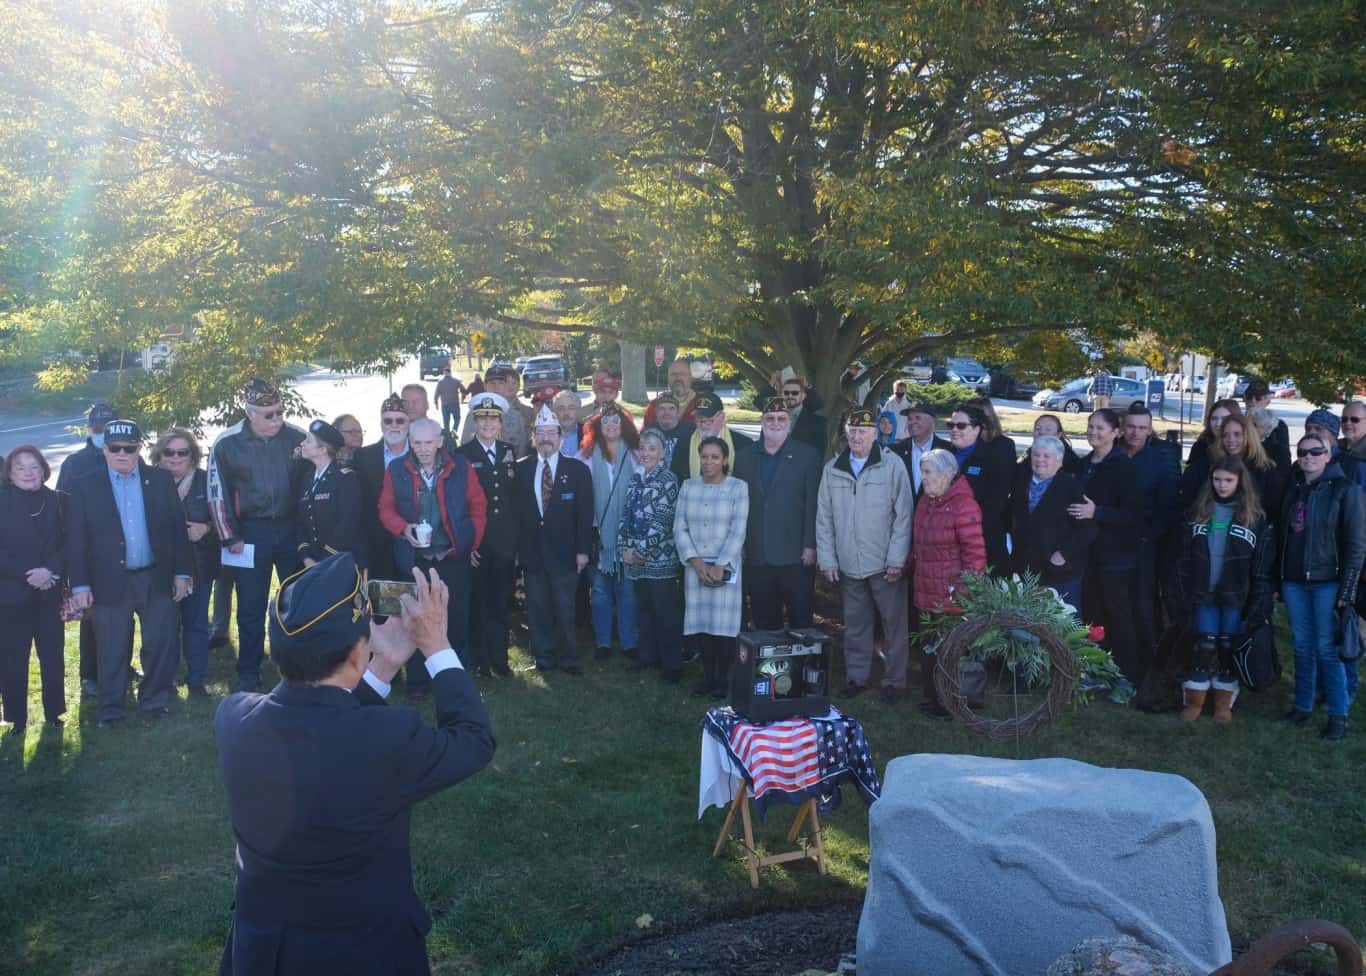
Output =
[{"x1": 711, "y1": 782, "x2": 826, "y2": 889}]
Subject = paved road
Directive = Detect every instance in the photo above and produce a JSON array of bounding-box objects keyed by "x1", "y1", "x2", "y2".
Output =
[{"x1": 0, "y1": 360, "x2": 1341, "y2": 486}]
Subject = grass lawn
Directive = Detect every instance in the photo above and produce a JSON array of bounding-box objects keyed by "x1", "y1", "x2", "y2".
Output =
[{"x1": 1, "y1": 598, "x2": 1362, "y2": 976}]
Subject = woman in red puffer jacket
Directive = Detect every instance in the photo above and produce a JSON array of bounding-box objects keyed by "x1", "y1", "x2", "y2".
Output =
[{"x1": 911, "y1": 449, "x2": 988, "y2": 714}]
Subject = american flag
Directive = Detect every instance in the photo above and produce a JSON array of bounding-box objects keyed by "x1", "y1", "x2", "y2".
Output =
[
  {"x1": 704, "y1": 707, "x2": 882, "y2": 815},
  {"x1": 727, "y1": 717, "x2": 820, "y2": 797}
]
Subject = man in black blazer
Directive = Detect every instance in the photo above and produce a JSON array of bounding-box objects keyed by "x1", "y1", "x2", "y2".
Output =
[
  {"x1": 57, "y1": 401, "x2": 119, "y2": 697},
  {"x1": 515, "y1": 407, "x2": 594, "y2": 673},
  {"x1": 891, "y1": 400, "x2": 953, "y2": 498},
  {"x1": 215, "y1": 554, "x2": 495, "y2": 975},
  {"x1": 733, "y1": 397, "x2": 822, "y2": 629},
  {"x1": 352, "y1": 395, "x2": 411, "y2": 585},
  {"x1": 457, "y1": 397, "x2": 519, "y2": 676},
  {"x1": 66, "y1": 420, "x2": 193, "y2": 726}
]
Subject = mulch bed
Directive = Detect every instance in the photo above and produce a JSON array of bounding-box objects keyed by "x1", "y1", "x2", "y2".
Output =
[{"x1": 571, "y1": 907, "x2": 860, "y2": 976}]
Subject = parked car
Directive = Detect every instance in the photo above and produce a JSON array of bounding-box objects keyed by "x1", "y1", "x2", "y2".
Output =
[
  {"x1": 515, "y1": 356, "x2": 531, "y2": 373},
  {"x1": 989, "y1": 367, "x2": 1042, "y2": 400},
  {"x1": 419, "y1": 348, "x2": 451, "y2": 378},
  {"x1": 1274, "y1": 384, "x2": 1299, "y2": 399},
  {"x1": 1216, "y1": 373, "x2": 1252, "y2": 399},
  {"x1": 945, "y1": 357, "x2": 991, "y2": 395},
  {"x1": 1038, "y1": 375, "x2": 1145, "y2": 413},
  {"x1": 522, "y1": 354, "x2": 571, "y2": 395}
]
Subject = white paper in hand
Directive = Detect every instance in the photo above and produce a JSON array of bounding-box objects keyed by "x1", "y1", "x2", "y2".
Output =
[{"x1": 221, "y1": 543, "x2": 256, "y2": 569}]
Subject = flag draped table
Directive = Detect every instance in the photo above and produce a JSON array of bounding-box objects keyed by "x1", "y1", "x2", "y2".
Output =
[{"x1": 698, "y1": 705, "x2": 881, "y2": 820}]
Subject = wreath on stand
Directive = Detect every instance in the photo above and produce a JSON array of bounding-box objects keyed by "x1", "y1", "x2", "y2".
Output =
[{"x1": 923, "y1": 572, "x2": 1123, "y2": 739}]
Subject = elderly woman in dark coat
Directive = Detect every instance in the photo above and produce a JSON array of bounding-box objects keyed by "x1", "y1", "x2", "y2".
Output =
[
  {"x1": 1008, "y1": 435, "x2": 1095, "y2": 612},
  {"x1": 0, "y1": 446, "x2": 65, "y2": 735}
]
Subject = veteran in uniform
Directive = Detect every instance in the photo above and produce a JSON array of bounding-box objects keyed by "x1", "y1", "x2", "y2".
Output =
[
  {"x1": 295, "y1": 419, "x2": 368, "y2": 569},
  {"x1": 215, "y1": 554, "x2": 495, "y2": 975},
  {"x1": 456, "y1": 397, "x2": 519, "y2": 677}
]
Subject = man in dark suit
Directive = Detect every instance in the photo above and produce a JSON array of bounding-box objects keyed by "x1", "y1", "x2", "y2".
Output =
[
  {"x1": 457, "y1": 397, "x2": 519, "y2": 677},
  {"x1": 515, "y1": 406, "x2": 594, "y2": 674},
  {"x1": 66, "y1": 420, "x2": 193, "y2": 726},
  {"x1": 733, "y1": 397, "x2": 822, "y2": 629},
  {"x1": 352, "y1": 394, "x2": 411, "y2": 585},
  {"x1": 57, "y1": 401, "x2": 119, "y2": 698},
  {"x1": 215, "y1": 554, "x2": 495, "y2": 975},
  {"x1": 891, "y1": 400, "x2": 952, "y2": 498}
]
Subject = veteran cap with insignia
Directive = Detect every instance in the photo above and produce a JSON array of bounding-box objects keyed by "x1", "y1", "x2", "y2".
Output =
[
  {"x1": 693, "y1": 393, "x2": 724, "y2": 418},
  {"x1": 846, "y1": 407, "x2": 876, "y2": 428},
  {"x1": 471, "y1": 396, "x2": 505, "y2": 418},
  {"x1": 104, "y1": 419, "x2": 142, "y2": 444},
  {"x1": 534, "y1": 404, "x2": 559, "y2": 429},
  {"x1": 269, "y1": 552, "x2": 370, "y2": 681},
  {"x1": 309, "y1": 419, "x2": 345, "y2": 453},
  {"x1": 762, "y1": 396, "x2": 789, "y2": 415},
  {"x1": 381, "y1": 393, "x2": 406, "y2": 415},
  {"x1": 244, "y1": 377, "x2": 282, "y2": 407}
]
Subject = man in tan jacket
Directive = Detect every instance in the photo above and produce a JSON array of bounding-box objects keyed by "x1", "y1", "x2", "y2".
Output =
[{"x1": 816, "y1": 407, "x2": 914, "y2": 703}]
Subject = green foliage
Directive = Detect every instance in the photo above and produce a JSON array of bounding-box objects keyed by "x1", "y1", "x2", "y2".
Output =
[
  {"x1": 923, "y1": 572, "x2": 1124, "y2": 699},
  {"x1": 0, "y1": 0, "x2": 1361, "y2": 426},
  {"x1": 900, "y1": 383, "x2": 979, "y2": 415}
]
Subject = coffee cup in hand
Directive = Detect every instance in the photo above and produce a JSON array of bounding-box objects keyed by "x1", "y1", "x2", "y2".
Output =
[{"x1": 414, "y1": 521, "x2": 433, "y2": 548}]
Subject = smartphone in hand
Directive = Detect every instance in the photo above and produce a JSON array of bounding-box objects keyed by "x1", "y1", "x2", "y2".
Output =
[{"x1": 367, "y1": 579, "x2": 419, "y2": 618}]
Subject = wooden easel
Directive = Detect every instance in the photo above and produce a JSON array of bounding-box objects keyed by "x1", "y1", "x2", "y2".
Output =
[{"x1": 711, "y1": 782, "x2": 827, "y2": 889}]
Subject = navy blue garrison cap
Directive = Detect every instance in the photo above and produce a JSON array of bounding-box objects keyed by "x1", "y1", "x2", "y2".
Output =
[{"x1": 269, "y1": 552, "x2": 370, "y2": 662}]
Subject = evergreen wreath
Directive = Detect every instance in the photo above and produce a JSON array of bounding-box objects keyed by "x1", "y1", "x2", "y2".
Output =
[{"x1": 923, "y1": 571, "x2": 1123, "y2": 738}]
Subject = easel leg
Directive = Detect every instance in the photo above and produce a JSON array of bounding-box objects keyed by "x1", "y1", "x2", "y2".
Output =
[
  {"x1": 786, "y1": 798, "x2": 811, "y2": 843},
  {"x1": 809, "y1": 800, "x2": 827, "y2": 876},
  {"x1": 713, "y1": 786, "x2": 745, "y2": 858},
  {"x1": 738, "y1": 786, "x2": 760, "y2": 889}
]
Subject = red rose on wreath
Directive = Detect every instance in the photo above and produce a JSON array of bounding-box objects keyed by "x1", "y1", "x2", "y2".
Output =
[{"x1": 1088, "y1": 624, "x2": 1106, "y2": 643}]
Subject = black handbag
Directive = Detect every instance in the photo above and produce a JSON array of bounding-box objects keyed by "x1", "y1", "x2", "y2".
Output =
[
  {"x1": 1338, "y1": 603, "x2": 1363, "y2": 664},
  {"x1": 1232, "y1": 619, "x2": 1281, "y2": 692}
]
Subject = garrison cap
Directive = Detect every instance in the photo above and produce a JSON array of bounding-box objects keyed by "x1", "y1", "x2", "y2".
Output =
[
  {"x1": 309, "y1": 419, "x2": 345, "y2": 452},
  {"x1": 269, "y1": 553, "x2": 370, "y2": 664},
  {"x1": 244, "y1": 378, "x2": 282, "y2": 407}
]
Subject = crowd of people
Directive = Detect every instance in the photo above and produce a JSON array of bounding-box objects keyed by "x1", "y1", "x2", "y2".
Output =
[{"x1": 2, "y1": 365, "x2": 1363, "y2": 740}]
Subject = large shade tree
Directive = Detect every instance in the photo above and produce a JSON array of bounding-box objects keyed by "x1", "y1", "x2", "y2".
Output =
[{"x1": 1, "y1": 0, "x2": 1361, "y2": 426}]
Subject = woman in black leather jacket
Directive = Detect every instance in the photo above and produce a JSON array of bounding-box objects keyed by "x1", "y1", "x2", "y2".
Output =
[{"x1": 1278, "y1": 434, "x2": 1366, "y2": 740}]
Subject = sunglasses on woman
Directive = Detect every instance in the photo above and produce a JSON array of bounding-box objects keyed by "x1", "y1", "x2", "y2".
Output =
[
  {"x1": 946, "y1": 421, "x2": 977, "y2": 431},
  {"x1": 161, "y1": 448, "x2": 192, "y2": 458},
  {"x1": 1297, "y1": 447, "x2": 1329, "y2": 458}
]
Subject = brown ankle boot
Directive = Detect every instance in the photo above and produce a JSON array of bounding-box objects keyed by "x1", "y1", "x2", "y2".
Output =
[
  {"x1": 1179, "y1": 684, "x2": 1208, "y2": 722},
  {"x1": 1211, "y1": 680, "x2": 1239, "y2": 722}
]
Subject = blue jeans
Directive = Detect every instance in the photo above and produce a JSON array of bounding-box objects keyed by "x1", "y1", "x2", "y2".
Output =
[
  {"x1": 1194, "y1": 603, "x2": 1242, "y2": 636},
  {"x1": 442, "y1": 405, "x2": 460, "y2": 433},
  {"x1": 1282, "y1": 581, "x2": 1348, "y2": 716},
  {"x1": 235, "y1": 520, "x2": 304, "y2": 687},
  {"x1": 178, "y1": 583, "x2": 213, "y2": 687},
  {"x1": 590, "y1": 565, "x2": 638, "y2": 651}
]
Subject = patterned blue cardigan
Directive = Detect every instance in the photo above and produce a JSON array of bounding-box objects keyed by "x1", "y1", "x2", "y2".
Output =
[{"x1": 619, "y1": 463, "x2": 681, "y2": 580}]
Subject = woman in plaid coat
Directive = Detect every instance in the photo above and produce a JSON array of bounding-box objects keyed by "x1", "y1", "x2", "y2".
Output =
[
  {"x1": 674, "y1": 437, "x2": 750, "y2": 697},
  {"x1": 620, "y1": 429, "x2": 684, "y2": 683}
]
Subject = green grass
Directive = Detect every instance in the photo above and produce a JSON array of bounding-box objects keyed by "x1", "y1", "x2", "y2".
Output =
[{"x1": 3, "y1": 608, "x2": 1361, "y2": 976}]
